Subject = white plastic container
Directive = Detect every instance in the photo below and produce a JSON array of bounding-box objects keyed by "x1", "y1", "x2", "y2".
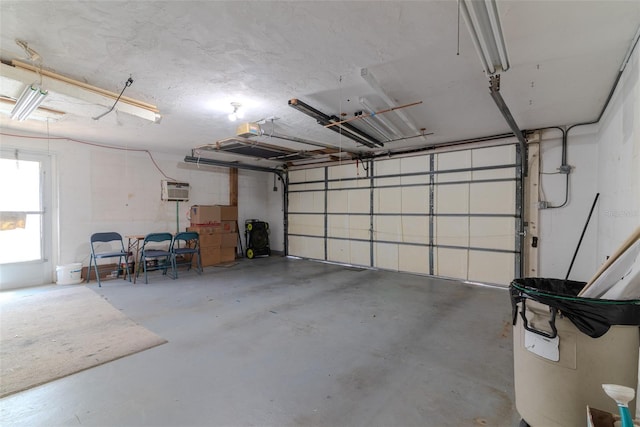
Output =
[
  {"x1": 514, "y1": 300, "x2": 639, "y2": 427},
  {"x1": 56, "y1": 263, "x2": 83, "y2": 285}
]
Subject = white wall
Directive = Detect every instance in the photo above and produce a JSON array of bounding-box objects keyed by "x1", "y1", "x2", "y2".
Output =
[
  {"x1": 595, "y1": 42, "x2": 640, "y2": 265},
  {"x1": 237, "y1": 169, "x2": 285, "y2": 255},
  {"x1": 538, "y1": 128, "x2": 598, "y2": 282},
  {"x1": 0, "y1": 132, "x2": 282, "y2": 289},
  {"x1": 538, "y1": 43, "x2": 640, "y2": 282}
]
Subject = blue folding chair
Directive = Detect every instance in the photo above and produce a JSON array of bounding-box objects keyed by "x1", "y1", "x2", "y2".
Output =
[
  {"x1": 138, "y1": 232, "x2": 174, "y2": 284},
  {"x1": 170, "y1": 231, "x2": 202, "y2": 279},
  {"x1": 88, "y1": 232, "x2": 131, "y2": 287}
]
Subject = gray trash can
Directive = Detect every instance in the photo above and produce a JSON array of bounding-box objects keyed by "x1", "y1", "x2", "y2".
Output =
[{"x1": 510, "y1": 278, "x2": 640, "y2": 427}]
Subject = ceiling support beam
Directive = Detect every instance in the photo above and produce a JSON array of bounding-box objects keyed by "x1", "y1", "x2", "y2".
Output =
[{"x1": 489, "y1": 75, "x2": 527, "y2": 176}]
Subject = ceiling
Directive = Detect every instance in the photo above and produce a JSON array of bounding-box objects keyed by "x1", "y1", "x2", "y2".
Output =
[{"x1": 1, "y1": 1, "x2": 639, "y2": 168}]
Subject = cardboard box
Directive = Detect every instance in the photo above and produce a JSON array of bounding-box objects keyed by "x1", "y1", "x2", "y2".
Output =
[
  {"x1": 200, "y1": 247, "x2": 221, "y2": 267},
  {"x1": 188, "y1": 226, "x2": 222, "y2": 248},
  {"x1": 220, "y1": 247, "x2": 236, "y2": 263},
  {"x1": 217, "y1": 221, "x2": 237, "y2": 234},
  {"x1": 585, "y1": 406, "x2": 639, "y2": 427},
  {"x1": 220, "y1": 232, "x2": 238, "y2": 248},
  {"x1": 190, "y1": 205, "x2": 238, "y2": 225}
]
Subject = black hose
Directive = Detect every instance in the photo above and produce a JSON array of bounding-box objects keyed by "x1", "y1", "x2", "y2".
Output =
[{"x1": 565, "y1": 193, "x2": 600, "y2": 280}]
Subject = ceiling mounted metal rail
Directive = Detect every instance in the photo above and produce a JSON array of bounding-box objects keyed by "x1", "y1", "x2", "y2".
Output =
[
  {"x1": 288, "y1": 98, "x2": 383, "y2": 148},
  {"x1": 184, "y1": 155, "x2": 286, "y2": 180},
  {"x1": 489, "y1": 75, "x2": 527, "y2": 176}
]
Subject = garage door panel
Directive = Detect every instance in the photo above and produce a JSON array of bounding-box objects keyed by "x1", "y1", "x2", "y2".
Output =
[
  {"x1": 290, "y1": 191, "x2": 325, "y2": 213},
  {"x1": 401, "y1": 156, "x2": 429, "y2": 174},
  {"x1": 374, "y1": 215, "x2": 402, "y2": 241},
  {"x1": 289, "y1": 235, "x2": 324, "y2": 260},
  {"x1": 401, "y1": 186, "x2": 429, "y2": 213},
  {"x1": 438, "y1": 150, "x2": 471, "y2": 169},
  {"x1": 330, "y1": 215, "x2": 370, "y2": 240},
  {"x1": 436, "y1": 248, "x2": 468, "y2": 279},
  {"x1": 435, "y1": 217, "x2": 468, "y2": 247},
  {"x1": 327, "y1": 190, "x2": 348, "y2": 213},
  {"x1": 328, "y1": 215, "x2": 349, "y2": 239},
  {"x1": 375, "y1": 188, "x2": 402, "y2": 213},
  {"x1": 468, "y1": 251, "x2": 514, "y2": 285},
  {"x1": 349, "y1": 189, "x2": 370, "y2": 213},
  {"x1": 400, "y1": 157, "x2": 429, "y2": 185},
  {"x1": 289, "y1": 214, "x2": 324, "y2": 237},
  {"x1": 349, "y1": 215, "x2": 370, "y2": 240},
  {"x1": 469, "y1": 181, "x2": 515, "y2": 214},
  {"x1": 375, "y1": 243, "x2": 399, "y2": 270},
  {"x1": 401, "y1": 216, "x2": 429, "y2": 244},
  {"x1": 376, "y1": 158, "x2": 401, "y2": 175},
  {"x1": 470, "y1": 217, "x2": 515, "y2": 251},
  {"x1": 472, "y1": 145, "x2": 516, "y2": 168},
  {"x1": 435, "y1": 183, "x2": 469, "y2": 214},
  {"x1": 328, "y1": 164, "x2": 356, "y2": 180},
  {"x1": 399, "y1": 245, "x2": 429, "y2": 275},
  {"x1": 349, "y1": 241, "x2": 370, "y2": 266},
  {"x1": 472, "y1": 168, "x2": 515, "y2": 180},
  {"x1": 288, "y1": 143, "x2": 518, "y2": 285}
]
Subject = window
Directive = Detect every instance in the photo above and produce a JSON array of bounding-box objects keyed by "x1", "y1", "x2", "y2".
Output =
[{"x1": 0, "y1": 157, "x2": 44, "y2": 264}]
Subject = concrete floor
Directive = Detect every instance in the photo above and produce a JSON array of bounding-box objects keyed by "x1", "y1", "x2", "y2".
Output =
[{"x1": 0, "y1": 256, "x2": 520, "y2": 426}]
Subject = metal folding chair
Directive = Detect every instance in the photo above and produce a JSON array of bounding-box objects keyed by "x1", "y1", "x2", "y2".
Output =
[
  {"x1": 170, "y1": 231, "x2": 202, "y2": 279},
  {"x1": 88, "y1": 232, "x2": 131, "y2": 287},
  {"x1": 138, "y1": 232, "x2": 174, "y2": 284}
]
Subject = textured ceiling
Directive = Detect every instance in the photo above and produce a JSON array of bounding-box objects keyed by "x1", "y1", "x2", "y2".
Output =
[{"x1": 1, "y1": 1, "x2": 639, "y2": 167}]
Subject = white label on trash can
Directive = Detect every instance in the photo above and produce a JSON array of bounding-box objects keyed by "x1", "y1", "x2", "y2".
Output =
[{"x1": 524, "y1": 329, "x2": 560, "y2": 361}]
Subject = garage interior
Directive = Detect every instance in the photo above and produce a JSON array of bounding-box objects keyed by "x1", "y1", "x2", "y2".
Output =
[{"x1": 0, "y1": 1, "x2": 639, "y2": 426}]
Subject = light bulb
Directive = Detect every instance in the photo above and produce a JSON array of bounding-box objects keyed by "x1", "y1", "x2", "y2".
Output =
[{"x1": 228, "y1": 112, "x2": 237, "y2": 122}]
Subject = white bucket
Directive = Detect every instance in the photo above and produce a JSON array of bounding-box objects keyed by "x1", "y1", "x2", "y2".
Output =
[{"x1": 56, "y1": 263, "x2": 83, "y2": 285}]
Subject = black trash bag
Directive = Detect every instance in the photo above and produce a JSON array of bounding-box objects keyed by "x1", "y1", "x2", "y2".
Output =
[{"x1": 510, "y1": 277, "x2": 640, "y2": 339}]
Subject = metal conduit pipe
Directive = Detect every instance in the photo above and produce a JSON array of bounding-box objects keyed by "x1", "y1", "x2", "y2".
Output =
[
  {"x1": 532, "y1": 126, "x2": 569, "y2": 209},
  {"x1": 184, "y1": 155, "x2": 286, "y2": 180},
  {"x1": 530, "y1": 25, "x2": 639, "y2": 209}
]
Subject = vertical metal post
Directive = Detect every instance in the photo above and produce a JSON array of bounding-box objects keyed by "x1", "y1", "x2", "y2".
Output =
[
  {"x1": 515, "y1": 144, "x2": 524, "y2": 278},
  {"x1": 283, "y1": 171, "x2": 289, "y2": 256},
  {"x1": 369, "y1": 160, "x2": 375, "y2": 267},
  {"x1": 324, "y1": 166, "x2": 328, "y2": 261},
  {"x1": 429, "y1": 154, "x2": 435, "y2": 275}
]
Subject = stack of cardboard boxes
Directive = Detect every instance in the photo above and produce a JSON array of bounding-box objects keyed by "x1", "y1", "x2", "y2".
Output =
[{"x1": 187, "y1": 205, "x2": 238, "y2": 267}]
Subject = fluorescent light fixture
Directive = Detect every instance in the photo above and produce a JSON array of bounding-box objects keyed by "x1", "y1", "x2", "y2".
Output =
[
  {"x1": 358, "y1": 96, "x2": 403, "y2": 140},
  {"x1": 288, "y1": 98, "x2": 383, "y2": 148},
  {"x1": 1, "y1": 61, "x2": 161, "y2": 122},
  {"x1": 10, "y1": 84, "x2": 48, "y2": 121},
  {"x1": 460, "y1": 0, "x2": 510, "y2": 74},
  {"x1": 360, "y1": 69, "x2": 426, "y2": 142}
]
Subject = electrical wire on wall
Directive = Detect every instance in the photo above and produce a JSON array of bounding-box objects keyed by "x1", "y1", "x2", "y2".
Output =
[
  {"x1": 92, "y1": 76, "x2": 134, "y2": 121},
  {"x1": 0, "y1": 131, "x2": 177, "y2": 181}
]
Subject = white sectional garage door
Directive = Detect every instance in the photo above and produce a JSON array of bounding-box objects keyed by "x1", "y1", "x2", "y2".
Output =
[{"x1": 287, "y1": 143, "x2": 521, "y2": 286}]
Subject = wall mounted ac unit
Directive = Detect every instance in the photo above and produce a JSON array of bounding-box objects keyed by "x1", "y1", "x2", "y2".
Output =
[{"x1": 161, "y1": 180, "x2": 190, "y2": 201}]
